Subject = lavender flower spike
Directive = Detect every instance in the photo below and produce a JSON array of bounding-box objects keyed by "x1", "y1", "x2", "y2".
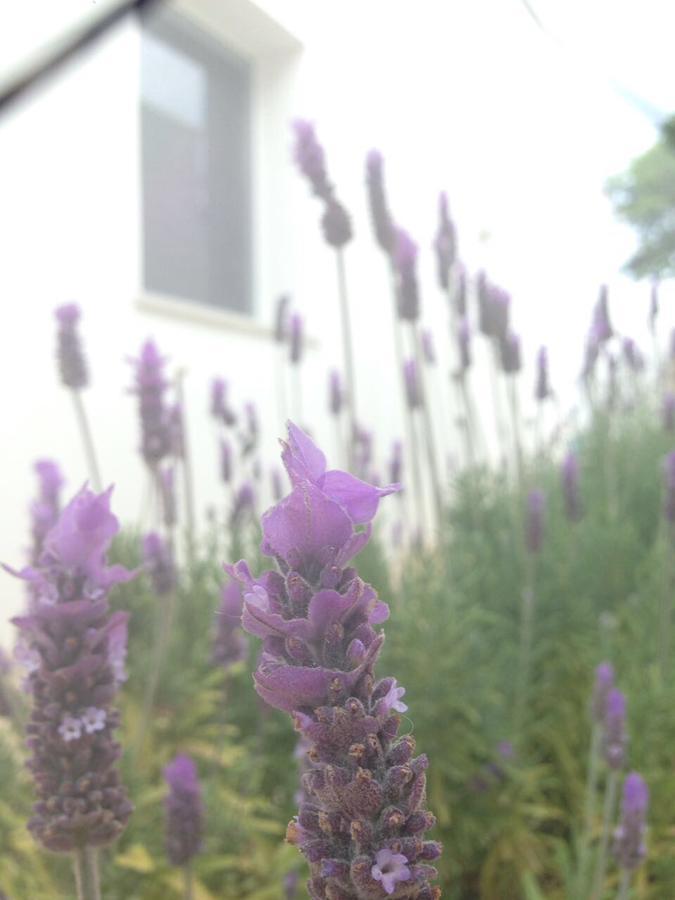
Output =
[
  {"x1": 366, "y1": 150, "x2": 395, "y2": 255},
  {"x1": 210, "y1": 377, "x2": 237, "y2": 427},
  {"x1": 30, "y1": 460, "x2": 65, "y2": 568},
  {"x1": 614, "y1": 772, "x2": 649, "y2": 871},
  {"x1": 55, "y1": 304, "x2": 88, "y2": 390},
  {"x1": 433, "y1": 191, "x2": 457, "y2": 291},
  {"x1": 404, "y1": 358, "x2": 422, "y2": 410},
  {"x1": 143, "y1": 532, "x2": 177, "y2": 596},
  {"x1": 421, "y1": 330, "x2": 436, "y2": 366},
  {"x1": 8, "y1": 486, "x2": 134, "y2": 853},
  {"x1": 228, "y1": 423, "x2": 440, "y2": 900},
  {"x1": 394, "y1": 229, "x2": 420, "y2": 321},
  {"x1": 130, "y1": 339, "x2": 172, "y2": 467},
  {"x1": 526, "y1": 490, "x2": 545, "y2": 554},
  {"x1": 164, "y1": 754, "x2": 204, "y2": 867},
  {"x1": 603, "y1": 688, "x2": 627, "y2": 769},
  {"x1": 535, "y1": 346, "x2": 552, "y2": 401},
  {"x1": 592, "y1": 662, "x2": 614, "y2": 721}
]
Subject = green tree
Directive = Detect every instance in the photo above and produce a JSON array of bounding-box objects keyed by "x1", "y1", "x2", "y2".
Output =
[{"x1": 606, "y1": 115, "x2": 675, "y2": 279}]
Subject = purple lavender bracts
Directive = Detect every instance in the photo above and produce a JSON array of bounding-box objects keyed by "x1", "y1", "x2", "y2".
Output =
[
  {"x1": 164, "y1": 754, "x2": 204, "y2": 866},
  {"x1": 55, "y1": 304, "x2": 89, "y2": 390},
  {"x1": 8, "y1": 486, "x2": 134, "y2": 852},
  {"x1": 229, "y1": 424, "x2": 439, "y2": 900}
]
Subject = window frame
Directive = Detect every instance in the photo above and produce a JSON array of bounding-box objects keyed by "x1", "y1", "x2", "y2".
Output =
[{"x1": 138, "y1": 6, "x2": 255, "y2": 323}]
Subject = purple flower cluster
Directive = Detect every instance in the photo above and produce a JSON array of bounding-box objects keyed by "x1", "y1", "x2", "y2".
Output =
[
  {"x1": 525, "y1": 490, "x2": 545, "y2": 555},
  {"x1": 602, "y1": 688, "x2": 627, "y2": 770},
  {"x1": 9, "y1": 487, "x2": 134, "y2": 852},
  {"x1": 477, "y1": 275, "x2": 511, "y2": 342},
  {"x1": 30, "y1": 460, "x2": 65, "y2": 569},
  {"x1": 164, "y1": 754, "x2": 204, "y2": 866},
  {"x1": 404, "y1": 359, "x2": 422, "y2": 410},
  {"x1": 366, "y1": 150, "x2": 395, "y2": 256},
  {"x1": 535, "y1": 346, "x2": 552, "y2": 401},
  {"x1": 394, "y1": 229, "x2": 420, "y2": 321},
  {"x1": 499, "y1": 331, "x2": 521, "y2": 375},
  {"x1": 229, "y1": 424, "x2": 439, "y2": 899},
  {"x1": 142, "y1": 532, "x2": 177, "y2": 596},
  {"x1": 292, "y1": 120, "x2": 352, "y2": 248},
  {"x1": 614, "y1": 772, "x2": 649, "y2": 871},
  {"x1": 55, "y1": 304, "x2": 88, "y2": 390},
  {"x1": 433, "y1": 192, "x2": 457, "y2": 291},
  {"x1": 457, "y1": 318, "x2": 471, "y2": 373},
  {"x1": 211, "y1": 378, "x2": 237, "y2": 428},
  {"x1": 130, "y1": 340, "x2": 173, "y2": 467}
]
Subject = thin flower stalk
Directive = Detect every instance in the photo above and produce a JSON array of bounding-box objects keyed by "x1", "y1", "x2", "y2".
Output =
[{"x1": 174, "y1": 371, "x2": 196, "y2": 564}]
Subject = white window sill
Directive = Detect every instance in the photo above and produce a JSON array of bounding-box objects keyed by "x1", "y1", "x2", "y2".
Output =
[{"x1": 136, "y1": 291, "x2": 273, "y2": 339}]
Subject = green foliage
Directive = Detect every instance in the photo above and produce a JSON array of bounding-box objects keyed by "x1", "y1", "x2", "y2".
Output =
[
  {"x1": 606, "y1": 135, "x2": 675, "y2": 278},
  {"x1": 2, "y1": 410, "x2": 675, "y2": 897}
]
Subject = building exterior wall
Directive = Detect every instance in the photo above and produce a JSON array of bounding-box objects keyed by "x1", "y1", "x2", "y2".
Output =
[{"x1": 0, "y1": 0, "x2": 670, "y2": 640}]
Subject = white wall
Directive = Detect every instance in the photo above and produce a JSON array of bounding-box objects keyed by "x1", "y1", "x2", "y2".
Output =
[{"x1": 2, "y1": 0, "x2": 675, "y2": 641}]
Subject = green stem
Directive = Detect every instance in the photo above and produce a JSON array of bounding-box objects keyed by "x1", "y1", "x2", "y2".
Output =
[
  {"x1": 134, "y1": 589, "x2": 176, "y2": 758},
  {"x1": 591, "y1": 770, "x2": 619, "y2": 900},
  {"x1": 71, "y1": 391, "x2": 102, "y2": 491},
  {"x1": 72, "y1": 847, "x2": 102, "y2": 900},
  {"x1": 514, "y1": 553, "x2": 536, "y2": 735},
  {"x1": 616, "y1": 868, "x2": 631, "y2": 900},
  {"x1": 412, "y1": 321, "x2": 444, "y2": 526},
  {"x1": 659, "y1": 523, "x2": 674, "y2": 685},
  {"x1": 576, "y1": 723, "x2": 601, "y2": 895},
  {"x1": 175, "y1": 371, "x2": 196, "y2": 566},
  {"x1": 335, "y1": 249, "x2": 358, "y2": 467},
  {"x1": 184, "y1": 861, "x2": 194, "y2": 900}
]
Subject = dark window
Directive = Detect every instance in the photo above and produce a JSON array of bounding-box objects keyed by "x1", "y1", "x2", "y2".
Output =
[{"x1": 141, "y1": 11, "x2": 252, "y2": 313}]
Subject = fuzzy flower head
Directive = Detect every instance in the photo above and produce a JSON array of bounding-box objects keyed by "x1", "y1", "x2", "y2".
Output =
[
  {"x1": 458, "y1": 317, "x2": 471, "y2": 373},
  {"x1": 592, "y1": 662, "x2": 614, "y2": 720},
  {"x1": 210, "y1": 377, "x2": 237, "y2": 427},
  {"x1": 292, "y1": 119, "x2": 331, "y2": 200},
  {"x1": 500, "y1": 330, "x2": 521, "y2": 374},
  {"x1": 8, "y1": 487, "x2": 134, "y2": 852},
  {"x1": 164, "y1": 755, "x2": 204, "y2": 866},
  {"x1": 603, "y1": 688, "x2": 627, "y2": 770},
  {"x1": 366, "y1": 149, "x2": 395, "y2": 255},
  {"x1": 394, "y1": 228, "x2": 420, "y2": 321},
  {"x1": 55, "y1": 303, "x2": 88, "y2": 390},
  {"x1": 30, "y1": 460, "x2": 65, "y2": 567},
  {"x1": 130, "y1": 340, "x2": 172, "y2": 466},
  {"x1": 535, "y1": 346, "x2": 552, "y2": 401},
  {"x1": 228, "y1": 423, "x2": 439, "y2": 898},
  {"x1": 142, "y1": 532, "x2": 177, "y2": 596},
  {"x1": 434, "y1": 191, "x2": 457, "y2": 291},
  {"x1": 614, "y1": 772, "x2": 649, "y2": 871},
  {"x1": 525, "y1": 490, "x2": 545, "y2": 555}
]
